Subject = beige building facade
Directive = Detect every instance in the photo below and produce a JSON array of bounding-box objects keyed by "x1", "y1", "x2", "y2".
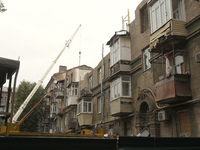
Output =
[{"x1": 41, "y1": 0, "x2": 200, "y2": 137}]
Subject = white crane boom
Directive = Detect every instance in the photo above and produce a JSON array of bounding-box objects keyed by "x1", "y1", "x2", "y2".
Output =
[{"x1": 12, "y1": 24, "x2": 81, "y2": 123}]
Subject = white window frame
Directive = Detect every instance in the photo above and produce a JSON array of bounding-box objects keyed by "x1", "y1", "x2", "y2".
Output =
[
  {"x1": 150, "y1": 0, "x2": 185, "y2": 33},
  {"x1": 143, "y1": 48, "x2": 151, "y2": 71},
  {"x1": 110, "y1": 39, "x2": 120, "y2": 67},
  {"x1": 97, "y1": 97, "x2": 101, "y2": 114},
  {"x1": 67, "y1": 84, "x2": 78, "y2": 98},
  {"x1": 77, "y1": 99, "x2": 93, "y2": 115},
  {"x1": 110, "y1": 75, "x2": 131, "y2": 101},
  {"x1": 52, "y1": 103, "x2": 57, "y2": 113}
]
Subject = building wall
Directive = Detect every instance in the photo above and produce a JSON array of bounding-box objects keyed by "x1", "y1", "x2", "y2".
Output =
[{"x1": 42, "y1": 0, "x2": 200, "y2": 137}]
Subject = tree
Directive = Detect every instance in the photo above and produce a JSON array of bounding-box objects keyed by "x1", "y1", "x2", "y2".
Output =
[
  {"x1": 0, "y1": 0, "x2": 6, "y2": 12},
  {"x1": 14, "y1": 80, "x2": 45, "y2": 132}
]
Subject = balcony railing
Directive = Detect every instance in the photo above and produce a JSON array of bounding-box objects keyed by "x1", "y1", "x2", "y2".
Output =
[
  {"x1": 67, "y1": 96, "x2": 78, "y2": 107},
  {"x1": 110, "y1": 60, "x2": 131, "y2": 77},
  {"x1": 110, "y1": 97, "x2": 132, "y2": 117},
  {"x1": 77, "y1": 113, "x2": 92, "y2": 126},
  {"x1": 156, "y1": 74, "x2": 191, "y2": 104},
  {"x1": 55, "y1": 91, "x2": 64, "y2": 99},
  {"x1": 150, "y1": 19, "x2": 187, "y2": 50}
]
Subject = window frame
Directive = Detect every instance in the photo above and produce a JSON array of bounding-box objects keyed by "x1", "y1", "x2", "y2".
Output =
[
  {"x1": 77, "y1": 99, "x2": 93, "y2": 115},
  {"x1": 143, "y1": 48, "x2": 151, "y2": 71},
  {"x1": 150, "y1": 0, "x2": 186, "y2": 33},
  {"x1": 110, "y1": 75, "x2": 131, "y2": 101},
  {"x1": 67, "y1": 83, "x2": 78, "y2": 98}
]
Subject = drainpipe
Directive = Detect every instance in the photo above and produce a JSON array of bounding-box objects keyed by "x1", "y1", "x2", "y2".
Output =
[{"x1": 101, "y1": 44, "x2": 105, "y2": 123}]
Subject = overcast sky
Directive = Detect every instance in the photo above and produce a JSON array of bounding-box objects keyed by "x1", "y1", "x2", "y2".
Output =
[{"x1": 1, "y1": 0, "x2": 142, "y2": 88}]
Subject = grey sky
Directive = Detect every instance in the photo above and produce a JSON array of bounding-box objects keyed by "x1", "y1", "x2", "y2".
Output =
[{"x1": 1, "y1": 0, "x2": 142, "y2": 87}]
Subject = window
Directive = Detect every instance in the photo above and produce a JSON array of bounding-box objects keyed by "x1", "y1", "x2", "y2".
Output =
[
  {"x1": 172, "y1": 0, "x2": 185, "y2": 20},
  {"x1": 77, "y1": 99, "x2": 92, "y2": 114},
  {"x1": 150, "y1": 0, "x2": 185, "y2": 33},
  {"x1": 108, "y1": 59, "x2": 111, "y2": 76},
  {"x1": 98, "y1": 68, "x2": 101, "y2": 84},
  {"x1": 110, "y1": 39, "x2": 120, "y2": 66},
  {"x1": 122, "y1": 76, "x2": 131, "y2": 96},
  {"x1": 110, "y1": 76, "x2": 131, "y2": 101},
  {"x1": 175, "y1": 55, "x2": 185, "y2": 74},
  {"x1": 143, "y1": 48, "x2": 151, "y2": 71},
  {"x1": 67, "y1": 84, "x2": 78, "y2": 98},
  {"x1": 97, "y1": 97, "x2": 101, "y2": 114},
  {"x1": 71, "y1": 109, "x2": 77, "y2": 118},
  {"x1": 177, "y1": 111, "x2": 191, "y2": 137},
  {"x1": 52, "y1": 103, "x2": 57, "y2": 113},
  {"x1": 88, "y1": 76, "x2": 92, "y2": 92},
  {"x1": 140, "y1": 4, "x2": 149, "y2": 33}
]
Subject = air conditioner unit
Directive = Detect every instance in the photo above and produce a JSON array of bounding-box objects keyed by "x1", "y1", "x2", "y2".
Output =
[
  {"x1": 158, "y1": 110, "x2": 169, "y2": 121},
  {"x1": 195, "y1": 52, "x2": 200, "y2": 63}
]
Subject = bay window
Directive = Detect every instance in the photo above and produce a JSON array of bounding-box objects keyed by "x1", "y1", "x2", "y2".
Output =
[
  {"x1": 77, "y1": 99, "x2": 93, "y2": 115},
  {"x1": 110, "y1": 76, "x2": 131, "y2": 101}
]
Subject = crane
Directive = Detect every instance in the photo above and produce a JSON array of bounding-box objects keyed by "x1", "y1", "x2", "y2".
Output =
[{"x1": 12, "y1": 24, "x2": 81, "y2": 123}]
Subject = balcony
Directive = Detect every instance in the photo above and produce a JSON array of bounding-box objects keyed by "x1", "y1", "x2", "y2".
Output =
[
  {"x1": 150, "y1": 19, "x2": 187, "y2": 52},
  {"x1": 110, "y1": 61, "x2": 131, "y2": 79},
  {"x1": 67, "y1": 96, "x2": 78, "y2": 107},
  {"x1": 77, "y1": 113, "x2": 92, "y2": 126},
  {"x1": 156, "y1": 74, "x2": 191, "y2": 104},
  {"x1": 110, "y1": 97, "x2": 132, "y2": 117},
  {"x1": 55, "y1": 91, "x2": 64, "y2": 99}
]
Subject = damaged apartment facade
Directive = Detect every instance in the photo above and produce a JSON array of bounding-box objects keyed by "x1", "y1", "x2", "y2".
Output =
[{"x1": 40, "y1": 0, "x2": 200, "y2": 137}]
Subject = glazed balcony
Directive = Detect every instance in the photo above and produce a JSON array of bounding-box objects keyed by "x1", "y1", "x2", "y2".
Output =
[
  {"x1": 150, "y1": 19, "x2": 187, "y2": 52},
  {"x1": 77, "y1": 113, "x2": 92, "y2": 126},
  {"x1": 110, "y1": 97, "x2": 132, "y2": 117},
  {"x1": 156, "y1": 74, "x2": 191, "y2": 104}
]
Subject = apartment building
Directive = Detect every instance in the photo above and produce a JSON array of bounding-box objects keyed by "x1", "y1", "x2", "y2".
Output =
[
  {"x1": 41, "y1": 65, "x2": 92, "y2": 133},
  {"x1": 42, "y1": 0, "x2": 200, "y2": 137},
  {"x1": 129, "y1": 0, "x2": 200, "y2": 137}
]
